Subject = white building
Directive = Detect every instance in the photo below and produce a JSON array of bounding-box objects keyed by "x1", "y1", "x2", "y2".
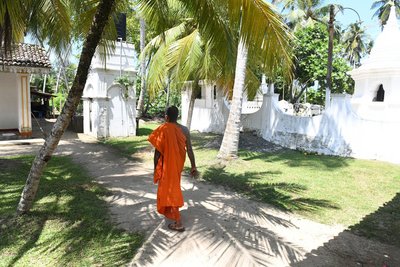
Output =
[
  {"x1": 82, "y1": 41, "x2": 137, "y2": 138},
  {"x1": 0, "y1": 43, "x2": 51, "y2": 137}
]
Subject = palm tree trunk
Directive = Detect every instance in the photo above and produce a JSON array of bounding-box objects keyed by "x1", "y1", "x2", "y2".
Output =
[
  {"x1": 17, "y1": 0, "x2": 116, "y2": 214},
  {"x1": 136, "y1": 18, "x2": 147, "y2": 120},
  {"x1": 217, "y1": 39, "x2": 248, "y2": 159},
  {"x1": 166, "y1": 78, "x2": 171, "y2": 108},
  {"x1": 186, "y1": 79, "x2": 200, "y2": 131}
]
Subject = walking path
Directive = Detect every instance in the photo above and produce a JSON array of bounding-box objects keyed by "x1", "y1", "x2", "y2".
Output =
[{"x1": 1, "y1": 131, "x2": 399, "y2": 266}]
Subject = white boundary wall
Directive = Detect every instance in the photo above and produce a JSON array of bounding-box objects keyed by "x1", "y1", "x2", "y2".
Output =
[{"x1": 182, "y1": 86, "x2": 400, "y2": 164}]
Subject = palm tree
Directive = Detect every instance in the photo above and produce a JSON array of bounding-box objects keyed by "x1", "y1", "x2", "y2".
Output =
[
  {"x1": 0, "y1": 0, "x2": 71, "y2": 53},
  {"x1": 217, "y1": 1, "x2": 292, "y2": 159},
  {"x1": 136, "y1": 17, "x2": 147, "y2": 124},
  {"x1": 371, "y1": 0, "x2": 400, "y2": 29},
  {"x1": 139, "y1": 0, "x2": 293, "y2": 159},
  {"x1": 342, "y1": 23, "x2": 370, "y2": 67},
  {"x1": 273, "y1": 0, "x2": 329, "y2": 30},
  {"x1": 15, "y1": 0, "x2": 123, "y2": 214},
  {"x1": 142, "y1": 18, "x2": 229, "y2": 130}
]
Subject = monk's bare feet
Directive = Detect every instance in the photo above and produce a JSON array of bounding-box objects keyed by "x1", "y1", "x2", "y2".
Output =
[{"x1": 168, "y1": 222, "x2": 185, "y2": 232}]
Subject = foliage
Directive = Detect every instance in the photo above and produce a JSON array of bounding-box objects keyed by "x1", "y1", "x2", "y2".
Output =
[
  {"x1": 126, "y1": 1, "x2": 158, "y2": 50},
  {"x1": 138, "y1": 0, "x2": 294, "y2": 94},
  {"x1": 0, "y1": 155, "x2": 143, "y2": 266},
  {"x1": 371, "y1": 0, "x2": 400, "y2": 28},
  {"x1": 144, "y1": 88, "x2": 181, "y2": 118},
  {"x1": 115, "y1": 74, "x2": 135, "y2": 99},
  {"x1": 305, "y1": 87, "x2": 324, "y2": 104},
  {"x1": 273, "y1": 0, "x2": 330, "y2": 30},
  {"x1": 115, "y1": 74, "x2": 135, "y2": 88},
  {"x1": 342, "y1": 23, "x2": 372, "y2": 67},
  {"x1": 275, "y1": 24, "x2": 354, "y2": 105},
  {"x1": 53, "y1": 92, "x2": 67, "y2": 113}
]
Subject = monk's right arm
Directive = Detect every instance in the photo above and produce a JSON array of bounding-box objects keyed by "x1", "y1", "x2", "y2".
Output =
[{"x1": 154, "y1": 149, "x2": 161, "y2": 169}]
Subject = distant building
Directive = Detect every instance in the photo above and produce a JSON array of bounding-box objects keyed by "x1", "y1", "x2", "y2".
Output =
[
  {"x1": 82, "y1": 41, "x2": 137, "y2": 138},
  {"x1": 0, "y1": 43, "x2": 51, "y2": 137}
]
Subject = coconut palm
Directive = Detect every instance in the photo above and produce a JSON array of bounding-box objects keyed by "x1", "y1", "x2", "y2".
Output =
[
  {"x1": 136, "y1": 17, "x2": 147, "y2": 122},
  {"x1": 139, "y1": 0, "x2": 293, "y2": 159},
  {"x1": 371, "y1": 0, "x2": 400, "y2": 29},
  {"x1": 14, "y1": 0, "x2": 128, "y2": 214},
  {"x1": 142, "y1": 18, "x2": 231, "y2": 130},
  {"x1": 273, "y1": 0, "x2": 330, "y2": 30},
  {"x1": 342, "y1": 22, "x2": 370, "y2": 67},
  {"x1": 0, "y1": 0, "x2": 71, "y2": 53}
]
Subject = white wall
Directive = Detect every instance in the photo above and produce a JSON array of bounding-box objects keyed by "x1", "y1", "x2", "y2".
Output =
[
  {"x1": 183, "y1": 87, "x2": 400, "y2": 164},
  {"x1": 0, "y1": 73, "x2": 19, "y2": 129},
  {"x1": 82, "y1": 41, "x2": 137, "y2": 138}
]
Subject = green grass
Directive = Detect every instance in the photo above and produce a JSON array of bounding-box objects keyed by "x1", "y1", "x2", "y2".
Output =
[
  {"x1": 0, "y1": 156, "x2": 143, "y2": 267},
  {"x1": 102, "y1": 125, "x2": 400, "y2": 248},
  {"x1": 100, "y1": 121, "x2": 159, "y2": 159}
]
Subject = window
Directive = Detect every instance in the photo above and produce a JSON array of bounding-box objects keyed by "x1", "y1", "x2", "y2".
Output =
[{"x1": 373, "y1": 84, "x2": 385, "y2": 102}]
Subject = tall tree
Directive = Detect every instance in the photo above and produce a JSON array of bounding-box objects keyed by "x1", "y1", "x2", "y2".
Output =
[
  {"x1": 139, "y1": 0, "x2": 292, "y2": 159},
  {"x1": 342, "y1": 23, "x2": 370, "y2": 67},
  {"x1": 0, "y1": 0, "x2": 71, "y2": 53},
  {"x1": 136, "y1": 17, "x2": 147, "y2": 122},
  {"x1": 217, "y1": 0, "x2": 292, "y2": 159},
  {"x1": 371, "y1": 0, "x2": 400, "y2": 29},
  {"x1": 17, "y1": 0, "x2": 118, "y2": 214},
  {"x1": 273, "y1": 0, "x2": 329, "y2": 30}
]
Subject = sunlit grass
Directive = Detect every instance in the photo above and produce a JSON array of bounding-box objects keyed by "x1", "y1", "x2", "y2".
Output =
[
  {"x1": 100, "y1": 121, "x2": 159, "y2": 159},
  {"x1": 0, "y1": 156, "x2": 143, "y2": 267}
]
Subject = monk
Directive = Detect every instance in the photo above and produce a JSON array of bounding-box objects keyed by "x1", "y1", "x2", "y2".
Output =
[{"x1": 148, "y1": 106, "x2": 197, "y2": 232}]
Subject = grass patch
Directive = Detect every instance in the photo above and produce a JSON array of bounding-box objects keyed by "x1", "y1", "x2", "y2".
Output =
[
  {"x1": 100, "y1": 121, "x2": 159, "y2": 159},
  {"x1": 0, "y1": 156, "x2": 143, "y2": 267}
]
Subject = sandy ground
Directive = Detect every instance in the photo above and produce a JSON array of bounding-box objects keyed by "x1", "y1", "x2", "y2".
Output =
[{"x1": 1, "y1": 125, "x2": 399, "y2": 266}]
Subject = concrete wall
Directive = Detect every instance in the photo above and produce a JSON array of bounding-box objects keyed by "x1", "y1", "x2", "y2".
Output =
[{"x1": 0, "y1": 73, "x2": 19, "y2": 129}]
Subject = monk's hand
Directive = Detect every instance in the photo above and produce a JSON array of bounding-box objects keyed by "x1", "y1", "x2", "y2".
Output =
[{"x1": 190, "y1": 167, "x2": 199, "y2": 178}]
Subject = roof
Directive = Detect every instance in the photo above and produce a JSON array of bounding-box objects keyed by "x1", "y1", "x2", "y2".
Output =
[
  {"x1": 31, "y1": 90, "x2": 56, "y2": 98},
  {"x1": 350, "y1": 6, "x2": 400, "y2": 78},
  {"x1": 0, "y1": 43, "x2": 51, "y2": 73}
]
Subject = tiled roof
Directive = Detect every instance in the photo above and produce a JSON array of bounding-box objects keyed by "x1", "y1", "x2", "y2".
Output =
[{"x1": 0, "y1": 43, "x2": 51, "y2": 69}]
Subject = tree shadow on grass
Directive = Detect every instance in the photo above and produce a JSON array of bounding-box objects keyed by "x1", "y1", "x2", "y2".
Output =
[
  {"x1": 292, "y1": 193, "x2": 400, "y2": 266},
  {"x1": 240, "y1": 150, "x2": 351, "y2": 170},
  {"x1": 202, "y1": 166, "x2": 339, "y2": 212},
  {"x1": 349, "y1": 192, "x2": 400, "y2": 248},
  {"x1": 0, "y1": 156, "x2": 143, "y2": 267}
]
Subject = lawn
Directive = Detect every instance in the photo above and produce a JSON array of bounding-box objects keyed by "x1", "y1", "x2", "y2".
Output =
[
  {"x1": 0, "y1": 156, "x2": 143, "y2": 267},
  {"x1": 100, "y1": 121, "x2": 159, "y2": 159},
  {"x1": 103, "y1": 122, "x2": 400, "y2": 248}
]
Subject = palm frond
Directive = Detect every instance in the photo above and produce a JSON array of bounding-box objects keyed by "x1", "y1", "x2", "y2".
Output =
[
  {"x1": 230, "y1": 0, "x2": 294, "y2": 80},
  {"x1": 167, "y1": 29, "x2": 203, "y2": 88}
]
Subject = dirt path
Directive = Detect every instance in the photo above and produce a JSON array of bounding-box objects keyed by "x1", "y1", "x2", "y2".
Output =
[{"x1": 1, "y1": 134, "x2": 399, "y2": 267}]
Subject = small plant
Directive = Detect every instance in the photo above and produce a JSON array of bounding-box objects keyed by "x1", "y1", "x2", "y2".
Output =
[{"x1": 115, "y1": 75, "x2": 135, "y2": 99}]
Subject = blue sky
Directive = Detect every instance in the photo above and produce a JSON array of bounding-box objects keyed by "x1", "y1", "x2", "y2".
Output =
[
  {"x1": 36, "y1": 1, "x2": 387, "y2": 65},
  {"x1": 328, "y1": 0, "x2": 382, "y2": 39}
]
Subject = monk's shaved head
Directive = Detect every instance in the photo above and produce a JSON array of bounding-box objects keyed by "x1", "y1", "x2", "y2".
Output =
[{"x1": 166, "y1": 106, "x2": 179, "y2": 122}]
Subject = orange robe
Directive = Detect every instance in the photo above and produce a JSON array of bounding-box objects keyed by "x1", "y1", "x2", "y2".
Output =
[{"x1": 148, "y1": 123, "x2": 187, "y2": 221}]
